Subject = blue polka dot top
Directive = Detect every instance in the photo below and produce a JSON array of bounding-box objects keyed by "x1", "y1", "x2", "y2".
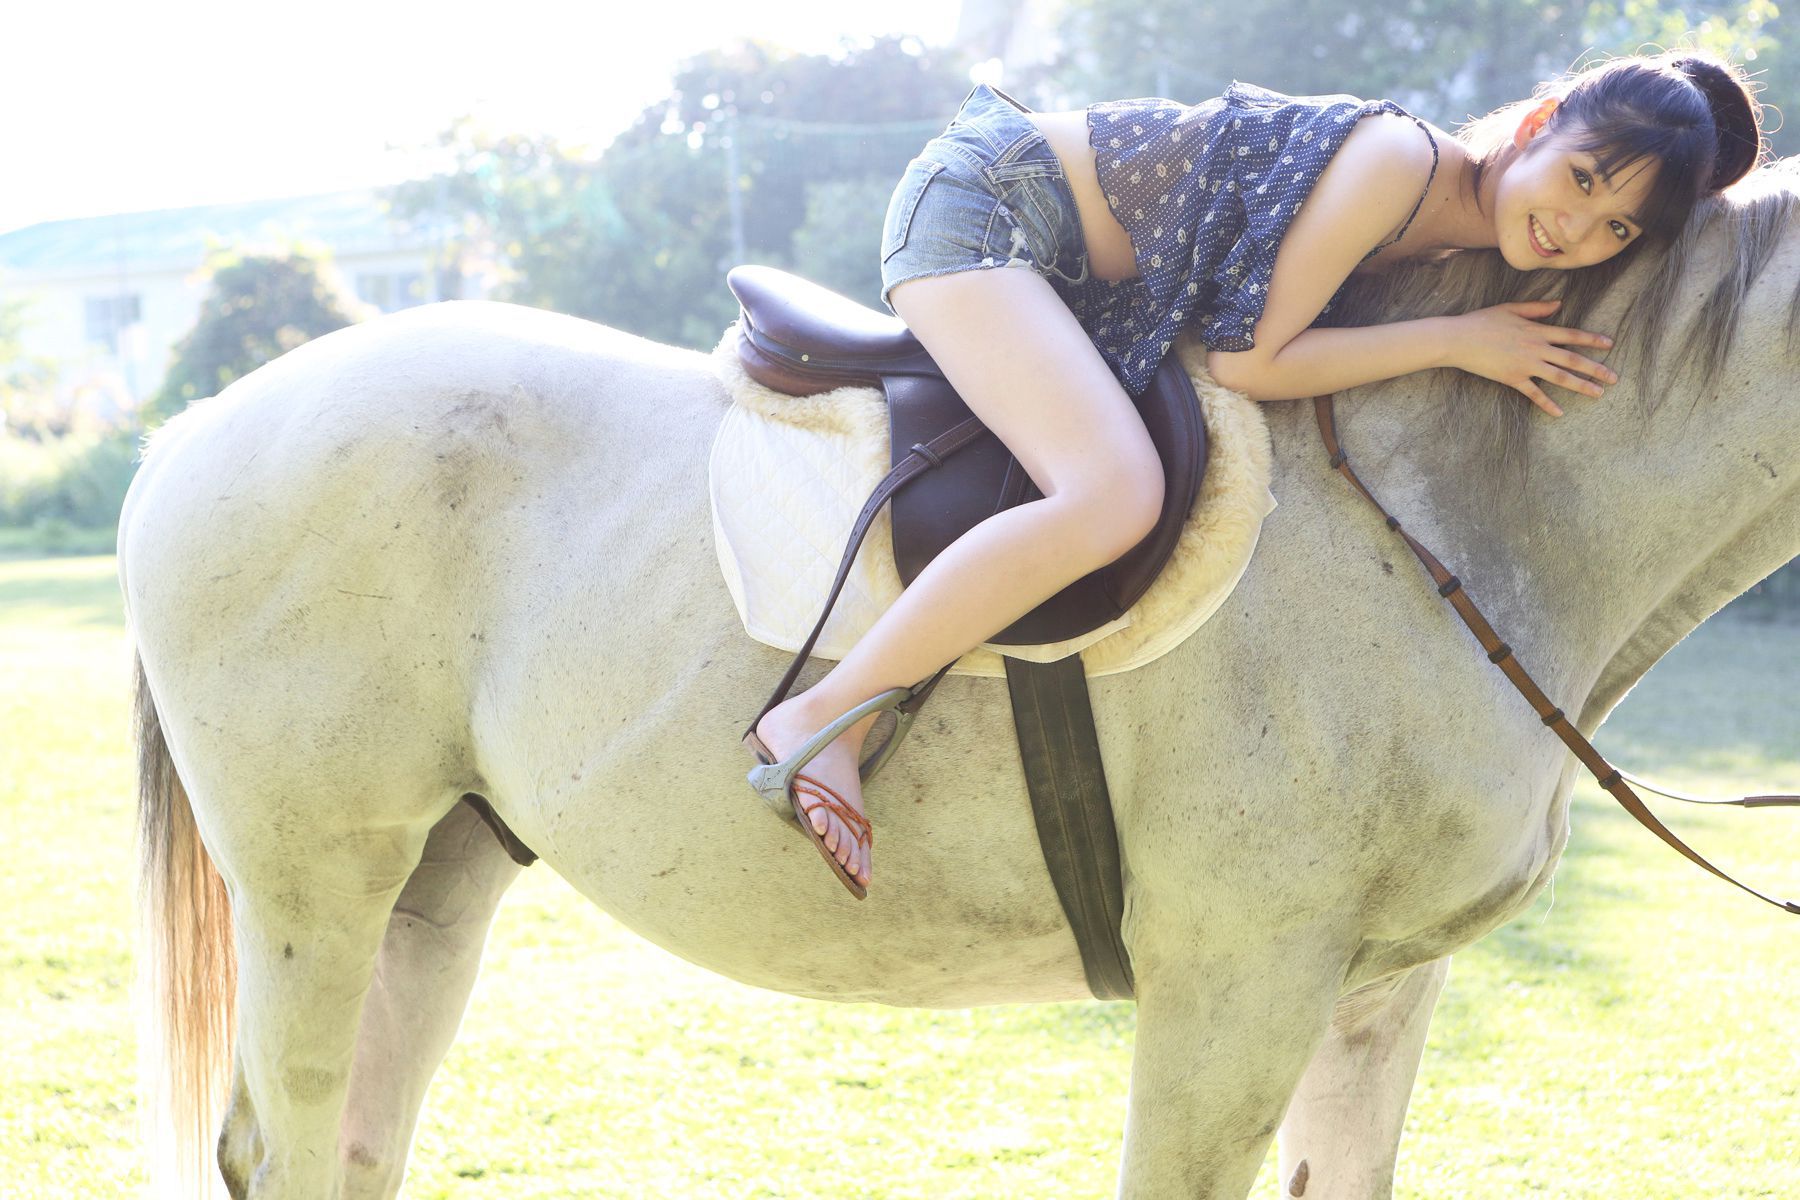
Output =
[{"x1": 1058, "y1": 81, "x2": 1438, "y2": 397}]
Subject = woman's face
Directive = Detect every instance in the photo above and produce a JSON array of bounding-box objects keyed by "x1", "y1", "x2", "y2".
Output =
[{"x1": 1493, "y1": 116, "x2": 1659, "y2": 271}]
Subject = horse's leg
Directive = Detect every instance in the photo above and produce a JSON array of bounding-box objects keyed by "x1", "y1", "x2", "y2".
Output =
[
  {"x1": 337, "y1": 802, "x2": 524, "y2": 1199},
  {"x1": 1117, "y1": 940, "x2": 1344, "y2": 1200},
  {"x1": 210, "y1": 809, "x2": 438, "y2": 1198},
  {"x1": 1274, "y1": 959, "x2": 1450, "y2": 1199}
]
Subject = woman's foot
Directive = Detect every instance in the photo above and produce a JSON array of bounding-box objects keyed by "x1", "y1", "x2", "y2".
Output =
[{"x1": 752, "y1": 695, "x2": 874, "y2": 891}]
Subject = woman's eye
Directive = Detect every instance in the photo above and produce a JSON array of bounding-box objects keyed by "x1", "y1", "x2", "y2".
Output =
[
  {"x1": 1573, "y1": 167, "x2": 1593, "y2": 193},
  {"x1": 1611, "y1": 220, "x2": 1631, "y2": 240}
]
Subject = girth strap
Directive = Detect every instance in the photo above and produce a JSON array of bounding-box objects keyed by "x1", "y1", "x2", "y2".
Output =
[
  {"x1": 1314, "y1": 395, "x2": 1800, "y2": 915},
  {"x1": 1004, "y1": 654, "x2": 1135, "y2": 1000}
]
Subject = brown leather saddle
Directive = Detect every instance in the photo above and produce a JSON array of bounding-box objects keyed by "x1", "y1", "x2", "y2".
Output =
[{"x1": 726, "y1": 264, "x2": 1207, "y2": 648}]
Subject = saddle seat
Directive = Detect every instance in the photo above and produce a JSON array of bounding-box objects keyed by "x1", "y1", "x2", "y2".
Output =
[
  {"x1": 727, "y1": 265, "x2": 934, "y2": 395},
  {"x1": 726, "y1": 265, "x2": 1207, "y2": 648}
]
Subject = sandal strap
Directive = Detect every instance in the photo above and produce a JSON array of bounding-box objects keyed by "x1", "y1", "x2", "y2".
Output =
[{"x1": 793, "y1": 773, "x2": 872, "y2": 848}]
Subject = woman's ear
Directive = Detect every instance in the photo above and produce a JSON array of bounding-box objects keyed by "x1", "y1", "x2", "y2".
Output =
[{"x1": 1512, "y1": 97, "x2": 1560, "y2": 150}]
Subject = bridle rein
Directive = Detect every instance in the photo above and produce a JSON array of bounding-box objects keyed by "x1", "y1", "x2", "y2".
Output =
[{"x1": 1314, "y1": 395, "x2": 1800, "y2": 915}]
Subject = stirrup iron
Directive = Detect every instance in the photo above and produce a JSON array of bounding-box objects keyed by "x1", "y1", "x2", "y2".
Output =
[{"x1": 746, "y1": 685, "x2": 918, "y2": 823}]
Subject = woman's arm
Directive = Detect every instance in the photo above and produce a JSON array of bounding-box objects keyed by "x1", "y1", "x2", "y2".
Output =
[
  {"x1": 1208, "y1": 315, "x2": 1456, "y2": 402},
  {"x1": 1209, "y1": 301, "x2": 1616, "y2": 414},
  {"x1": 1203, "y1": 114, "x2": 1612, "y2": 414}
]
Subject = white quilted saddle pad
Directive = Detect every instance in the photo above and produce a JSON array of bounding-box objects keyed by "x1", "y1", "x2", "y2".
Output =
[{"x1": 707, "y1": 324, "x2": 1277, "y2": 678}]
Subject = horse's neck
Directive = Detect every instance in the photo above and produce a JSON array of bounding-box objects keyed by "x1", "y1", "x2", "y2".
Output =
[
  {"x1": 1264, "y1": 382, "x2": 1746, "y2": 733},
  {"x1": 1240, "y1": 197, "x2": 1800, "y2": 762}
]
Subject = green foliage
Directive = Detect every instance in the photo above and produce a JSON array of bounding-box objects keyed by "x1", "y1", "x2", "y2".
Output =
[
  {"x1": 147, "y1": 245, "x2": 361, "y2": 423},
  {"x1": 385, "y1": 36, "x2": 967, "y2": 349},
  {"x1": 1053, "y1": 0, "x2": 1786, "y2": 149},
  {"x1": 0, "y1": 289, "x2": 66, "y2": 440},
  {"x1": 607, "y1": 35, "x2": 969, "y2": 252},
  {"x1": 0, "y1": 429, "x2": 139, "y2": 531},
  {"x1": 788, "y1": 176, "x2": 899, "y2": 309}
]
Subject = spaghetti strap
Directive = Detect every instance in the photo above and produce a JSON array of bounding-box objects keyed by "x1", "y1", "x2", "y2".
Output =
[{"x1": 1379, "y1": 119, "x2": 1440, "y2": 252}]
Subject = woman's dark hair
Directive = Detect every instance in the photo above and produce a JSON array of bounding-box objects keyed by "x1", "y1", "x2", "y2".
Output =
[{"x1": 1461, "y1": 50, "x2": 1766, "y2": 246}]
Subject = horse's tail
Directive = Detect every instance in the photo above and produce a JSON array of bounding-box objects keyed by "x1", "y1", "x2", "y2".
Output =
[{"x1": 135, "y1": 650, "x2": 235, "y2": 1196}]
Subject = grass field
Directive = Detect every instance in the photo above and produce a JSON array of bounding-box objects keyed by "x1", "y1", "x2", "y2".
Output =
[{"x1": 3, "y1": 553, "x2": 1796, "y2": 1198}]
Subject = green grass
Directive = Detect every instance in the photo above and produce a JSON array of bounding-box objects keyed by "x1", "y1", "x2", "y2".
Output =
[
  {"x1": 3, "y1": 555, "x2": 1796, "y2": 1198},
  {"x1": 0, "y1": 523, "x2": 119, "y2": 560}
]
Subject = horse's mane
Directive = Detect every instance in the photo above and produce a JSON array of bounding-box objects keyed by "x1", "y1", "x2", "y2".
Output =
[{"x1": 1325, "y1": 158, "x2": 1800, "y2": 485}]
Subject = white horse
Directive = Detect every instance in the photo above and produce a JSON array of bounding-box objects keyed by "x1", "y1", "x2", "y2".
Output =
[{"x1": 121, "y1": 164, "x2": 1800, "y2": 1198}]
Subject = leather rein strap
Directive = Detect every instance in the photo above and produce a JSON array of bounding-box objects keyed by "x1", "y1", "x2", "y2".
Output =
[{"x1": 1313, "y1": 395, "x2": 1800, "y2": 916}]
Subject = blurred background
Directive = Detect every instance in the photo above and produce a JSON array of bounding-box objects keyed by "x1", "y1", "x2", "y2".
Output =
[{"x1": 0, "y1": 0, "x2": 1793, "y2": 609}]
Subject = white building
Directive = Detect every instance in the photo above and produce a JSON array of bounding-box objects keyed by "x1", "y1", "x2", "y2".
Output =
[{"x1": 0, "y1": 189, "x2": 483, "y2": 421}]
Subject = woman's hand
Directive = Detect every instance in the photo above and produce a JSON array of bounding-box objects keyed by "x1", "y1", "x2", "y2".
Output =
[{"x1": 1445, "y1": 299, "x2": 1617, "y2": 417}]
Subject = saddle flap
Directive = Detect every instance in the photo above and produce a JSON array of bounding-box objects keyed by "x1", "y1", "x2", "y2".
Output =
[{"x1": 888, "y1": 352, "x2": 1207, "y2": 647}]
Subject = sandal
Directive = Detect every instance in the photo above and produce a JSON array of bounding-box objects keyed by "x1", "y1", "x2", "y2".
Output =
[{"x1": 743, "y1": 686, "x2": 917, "y2": 899}]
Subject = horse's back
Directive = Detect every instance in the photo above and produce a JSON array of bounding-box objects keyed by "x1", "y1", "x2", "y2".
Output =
[{"x1": 122, "y1": 301, "x2": 716, "y2": 612}]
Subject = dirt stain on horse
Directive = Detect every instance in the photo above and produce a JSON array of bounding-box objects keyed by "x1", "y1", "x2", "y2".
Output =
[{"x1": 283, "y1": 1065, "x2": 344, "y2": 1106}]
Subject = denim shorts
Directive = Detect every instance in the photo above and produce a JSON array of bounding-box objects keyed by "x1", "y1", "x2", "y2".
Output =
[{"x1": 879, "y1": 84, "x2": 1090, "y2": 314}]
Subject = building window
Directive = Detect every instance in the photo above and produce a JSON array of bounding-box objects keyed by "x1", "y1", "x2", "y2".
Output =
[
  {"x1": 356, "y1": 271, "x2": 427, "y2": 312},
  {"x1": 85, "y1": 294, "x2": 142, "y2": 353}
]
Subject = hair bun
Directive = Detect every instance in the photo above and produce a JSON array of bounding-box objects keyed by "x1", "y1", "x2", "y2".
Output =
[{"x1": 1673, "y1": 54, "x2": 1764, "y2": 189}]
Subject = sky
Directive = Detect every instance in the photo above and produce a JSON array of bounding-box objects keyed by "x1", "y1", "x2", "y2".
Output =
[{"x1": 0, "y1": 0, "x2": 966, "y2": 237}]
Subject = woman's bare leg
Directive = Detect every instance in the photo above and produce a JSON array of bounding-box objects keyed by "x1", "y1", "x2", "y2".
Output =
[{"x1": 752, "y1": 265, "x2": 1164, "y2": 890}]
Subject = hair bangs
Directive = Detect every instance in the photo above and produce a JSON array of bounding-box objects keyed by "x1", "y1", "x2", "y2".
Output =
[{"x1": 1568, "y1": 120, "x2": 1711, "y2": 244}]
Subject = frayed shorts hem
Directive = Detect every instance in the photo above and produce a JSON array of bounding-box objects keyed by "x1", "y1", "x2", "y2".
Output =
[{"x1": 879, "y1": 258, "x2": 1046, "y2": 314}]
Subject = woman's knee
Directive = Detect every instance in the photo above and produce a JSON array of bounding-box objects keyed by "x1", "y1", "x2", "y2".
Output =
[
  {"x1": 1059, "y1": 459, "x2": 1165, "y2": 564},
  {"x1": 1110, "y1": 464, "x2": 1166, "y2": 555}
]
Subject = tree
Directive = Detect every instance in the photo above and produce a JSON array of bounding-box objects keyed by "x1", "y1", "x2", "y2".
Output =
[
  {"x1": 788, "y1": 176, "x2": 904, "y2": 308},
  {"x1": 1052, "y1": 0, "x2": 1781, "y2": 136},
  {"x1": 386, "y1": 35, "x2": 971, "y2": 349},
  {"x1": 148, "y1": 245, "x2": 362, "y2": 422},
  {"x1": 0, "y1": 288, "x2": 64, "y2": 440}
]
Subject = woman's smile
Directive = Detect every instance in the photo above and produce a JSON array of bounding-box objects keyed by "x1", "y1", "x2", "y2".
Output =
[{"x1": 1528, "y1": 214, "x2": 1561, "y2": 256}]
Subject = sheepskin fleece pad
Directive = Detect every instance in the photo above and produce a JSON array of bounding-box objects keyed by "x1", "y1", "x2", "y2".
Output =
[{"x1": 707, "y1": 324, "x2": 1277, "y2": 678}]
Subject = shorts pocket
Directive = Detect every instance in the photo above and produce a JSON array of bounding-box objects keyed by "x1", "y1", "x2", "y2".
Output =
[
  {"x1": 881, "y1": 158, "x2": 947, "y2": 264},
  {"x1": 983, "y1": 166, "x2": 1083, "y2": 282}
]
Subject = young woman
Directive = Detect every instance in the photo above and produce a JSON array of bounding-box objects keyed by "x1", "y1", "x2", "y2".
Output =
[{"x1": 745, "y1": 50, "x2": 1764, "y2": 898}]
